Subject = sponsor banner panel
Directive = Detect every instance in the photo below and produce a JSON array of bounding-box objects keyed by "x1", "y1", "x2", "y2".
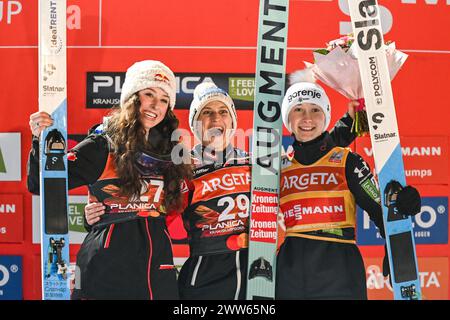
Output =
[
  {"x1": 87, "y1": 72, "x2": 284, "y2": 110},
  {"x1": 356, "y1": 136, "x2": 448, "y2": 185},
  {"x1": 0, "y1": 256, "x2": 23, "y2": 300},
  {"x1": 100, "y1": 0, "x2": 449, "y2": 51},
  {"x1": 249, "y1": 191, "x2": 278, "y2": 244},
  {"x1": 357, "y1": 196, "x2": 448, "y2": 245},
  {"x1": 0, "y1": 0, "x2": 98, "y2": 46},
  {"x1": 2, "y1": 1, "x2": 448, "y2": 51},
  {"x1": 0, "y1": 133, "x2": 21, "y2": 181},
  {"x1": 364, "y1": 256, "x2": 448, "y2": 300},
  {"x1": 0, "y1": 194, "x2": 23, "y2": 242}
]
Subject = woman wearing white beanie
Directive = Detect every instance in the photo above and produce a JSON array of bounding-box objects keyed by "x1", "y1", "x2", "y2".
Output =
[
  {"x1": 28, "y1": 60, "x2": 192, "y2": 299},
  {"x1": 178, "y1": 80, "x2": 250, "y2": 300},
  {"x1": 178, "y1": 80, "x2": 357, "y2": 300},
  {"x1": 276, "y1": 78, "x2": 422, "y2": 299}
]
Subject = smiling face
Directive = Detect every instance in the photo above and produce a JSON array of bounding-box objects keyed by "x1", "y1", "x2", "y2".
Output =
[
  {"x1": 288, "y1": 103, "x2": 326, "y2": 142},
  {"x1": 137, "y1": 87, "x2": 170, "y2": 134},
  {"x1": 197, "y1": 100, "x2": 233, "y2": 151}
]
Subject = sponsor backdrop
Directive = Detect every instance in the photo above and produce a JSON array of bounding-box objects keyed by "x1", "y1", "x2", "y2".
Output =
[
  {"x1": 0, "y1": 194, "x2": 23, "y2": 243},
  {"x1": 0, "y1": 133, "x2": 21, "y2": 181},
  {"x1": 0, "y1": 0, "x2": 449, "y2": 299},
  {"x1": 0, "y1": 256, "x2": 23, "y2": 300}
]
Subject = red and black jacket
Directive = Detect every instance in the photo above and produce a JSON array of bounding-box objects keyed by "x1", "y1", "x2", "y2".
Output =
[{"x1": 27, "y1": 134, "x2": 179, "y2": 300}]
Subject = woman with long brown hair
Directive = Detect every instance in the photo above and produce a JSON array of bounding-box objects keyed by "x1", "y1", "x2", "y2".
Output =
[{"x1": 27, "y1": 60, "x2": 191, "y2": 299}]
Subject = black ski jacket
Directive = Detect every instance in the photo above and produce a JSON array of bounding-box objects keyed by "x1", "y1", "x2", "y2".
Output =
[{"x1": 27, "y1": 134, "x2": 178, "y2": 300}]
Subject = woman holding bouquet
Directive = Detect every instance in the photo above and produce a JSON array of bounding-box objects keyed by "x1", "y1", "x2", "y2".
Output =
[
  {"x1": 276, "y1": 79, "x2": 421, "y2": 300},
  {"x1": 177, "y1": 81, "x2": 357, "y2": 300}
]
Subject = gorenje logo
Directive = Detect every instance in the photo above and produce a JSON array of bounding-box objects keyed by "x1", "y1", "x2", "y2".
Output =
[
  {"x1": 0, "y1": 146, "x2": 6, "y2": 173},
  {"x1": 287, "y1": 89, "x2": 321, "y2": 103},
  {"x1": 86, "y1": 72, "x2": 123, "y2": 108}
]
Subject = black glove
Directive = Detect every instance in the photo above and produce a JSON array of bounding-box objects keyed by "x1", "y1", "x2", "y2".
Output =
[{"x1": 396, "y1": 185, "x2": 421, "y2": 216}]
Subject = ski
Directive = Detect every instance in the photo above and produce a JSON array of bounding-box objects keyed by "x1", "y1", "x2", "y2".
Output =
[
  {"x1": 246, "y1": 0, "x2": 289, "y2": 300},
  {"x1": 348, "y1": 0, "x2": 421, "y2": 300},
  {"x1": 38, "y1": 0, "x2": 70, "y2": 300}
]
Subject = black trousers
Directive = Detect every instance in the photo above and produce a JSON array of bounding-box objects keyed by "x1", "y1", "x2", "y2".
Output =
[
  {"x1": 276, "y1": 237, "x2": 368, "y2": 300},
  {"x1": 178, "y1": 249, "x2": 248, "y2": 300},
  {"x1": 72, "y1": 219, "x2": 178, "y2": 300}
]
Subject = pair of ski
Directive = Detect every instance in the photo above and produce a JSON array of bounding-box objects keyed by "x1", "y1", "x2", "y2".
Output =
[
  {"x1": 38, "y1": 0, "x2": 70, "y2": 300},
  {"x1": 247, "y1": 0, "x2": 421, "y2": 300}
]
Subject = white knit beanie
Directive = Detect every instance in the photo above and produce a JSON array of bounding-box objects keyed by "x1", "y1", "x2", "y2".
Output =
[
  {"x1": 120, "y1": 60, "x2": 176, "y2": 109},
  {"x1": 189, "y1": 81, "x2": 237, "y2": 141},
  {"x1": 281, "y1": 81, "x2": 331, "y2": 133}
]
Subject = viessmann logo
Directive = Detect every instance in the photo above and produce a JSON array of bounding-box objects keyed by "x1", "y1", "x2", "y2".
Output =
[
  {"x1": 284, "y1": 203, "x2": 345, "y2": 221},
  {"x1": 0, "y1": 202, "x2": 16, "y2": 214},
  {"x1": 363, "y1": 145, "x2": 443, "y2": 158}
]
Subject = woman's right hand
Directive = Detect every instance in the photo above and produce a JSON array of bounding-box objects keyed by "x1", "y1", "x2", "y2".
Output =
[
  {"x1": 29, "y1": 111, "x2": 53, "y2": 138},
  {"x1": 347, "y1": 100, "x2": 360, "y2": 121},
  {"x1": 85, "y1": 202, "x2": 106, "y2": 226}
]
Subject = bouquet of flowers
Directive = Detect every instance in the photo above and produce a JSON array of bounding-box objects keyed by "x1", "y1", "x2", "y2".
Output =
[{"x1": 306, "y1": 34, "x2": 408, "y2": 136}]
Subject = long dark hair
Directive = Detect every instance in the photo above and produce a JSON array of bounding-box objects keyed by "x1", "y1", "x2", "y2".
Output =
[{"x1": 105, "y1": 93, "x2": 192, "y2": 212}]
